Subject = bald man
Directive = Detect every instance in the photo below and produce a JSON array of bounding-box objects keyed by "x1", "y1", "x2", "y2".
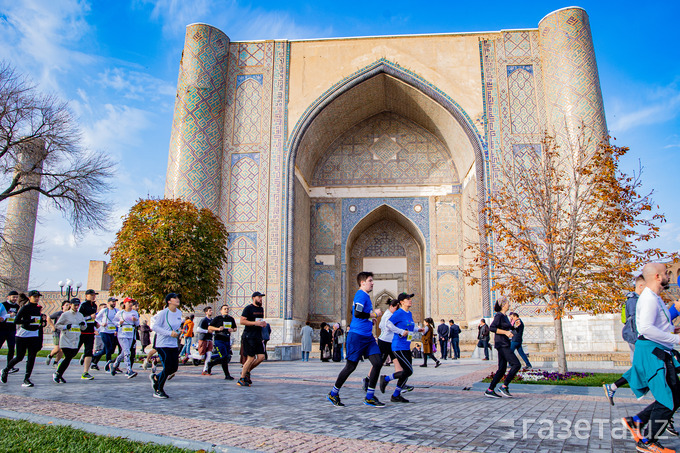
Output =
[{"x1": 621, "y1": 263, "x2": 680, "y2": 453}]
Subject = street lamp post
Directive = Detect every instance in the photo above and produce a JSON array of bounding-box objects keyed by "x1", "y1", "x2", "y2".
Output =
[{"x1": 58, "y1": 279, "x2": 82, "y2": 300}]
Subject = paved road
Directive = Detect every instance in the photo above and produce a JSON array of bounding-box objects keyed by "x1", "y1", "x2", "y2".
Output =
[{"x1": 0, "y1": 356, "x2": 674, "y2": 452}]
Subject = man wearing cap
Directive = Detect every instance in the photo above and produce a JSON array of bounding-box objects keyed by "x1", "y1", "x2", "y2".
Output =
[
  {"x1": 206, "y1": 304, "x2": 236, "y2": 379},
  {"x1": 237, "y1": 292, "x2": 267, "y2": 387},
  {"x1": 0, "y1": 291, "x2": 20, "y2": 373},
  {"x1": 45, "y1": 300, "x2": 70, "y2": 367},
  {"x1": 92, "y1": 296, "x2": 119, "y2": 372},
  {"x1": 77, "y1": 289, "x2": 99, "y2": 380},
  {"x1": 53, "y1": 298, "x2": 87, "y2": 383},
  {"x1": 1, "y1": 290, "x2": 44, "y2": 387}
]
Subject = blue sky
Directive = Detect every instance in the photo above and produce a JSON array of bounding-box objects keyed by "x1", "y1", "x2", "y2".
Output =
[{"x1": 0, "y1": 0, "x2": 677, "y2": 290}]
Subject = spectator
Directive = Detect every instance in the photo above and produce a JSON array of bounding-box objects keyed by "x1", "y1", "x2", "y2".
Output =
[
  {"x1": 320, "y1": 323, "x2": 332, "y2": 362},
  {"x1": 449, "y1": 319, "x2": 461, "y2": 360},
  {"x1": 300, "y1": 322, "x2": 313, "y2": 362},
  {"x1": 437, "y1": 319, "x2": 449, "y2": 360},
  {"x1": 262, "y1": 321, "x2": 271, "y2": 361},
  {"x1": 478, "y1": 319, "x2": 490, "y2": 360},
  {"x1": 332, "y1": 323, "x2": 344, "y2": 362}
]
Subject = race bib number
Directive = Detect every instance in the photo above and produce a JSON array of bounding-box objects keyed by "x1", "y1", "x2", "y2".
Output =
[
  {"x1": 87, "y1": 319, "x2": 95, "y2": 323},
  {"x1": 407, "y1": 332, "x2": 413, "y2": 342},
  {"x1": 255, "y1": 318, "x2": 263, "y2": 322},
  {"x1": 7, "y1": 317, "x2": 14, "y2": 323},
  {"x1": 69, "y1": 327, "x2": 81, "y2": 333},
  {"x1": 122, "y1": 326, "x2": 134, "y2": 333},
  {"x1": 223, "y1": 322, "x2": 232, "y2": 329},
  {"x1": 107, "y1": 325, "x2": 117, "y2": 331},
  {"x1": 30, "y1": 316, "x2": 41, "y2": 326}
]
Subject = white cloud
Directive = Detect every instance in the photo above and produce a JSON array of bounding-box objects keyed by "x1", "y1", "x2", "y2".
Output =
[
  {"x1": 608, "y1": 81, "x2": 680, "y2": 133},
  {"x1": 81, "y1": 104, "x2": 154, "y2": 156},
  {"x1": 98, "y1": 67, "x2": 176, "y2": 101}
]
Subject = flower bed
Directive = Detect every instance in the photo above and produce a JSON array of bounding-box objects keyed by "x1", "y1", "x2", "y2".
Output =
[{"x1": 481, "y1": 368, "x2": 625, "y2": 387}]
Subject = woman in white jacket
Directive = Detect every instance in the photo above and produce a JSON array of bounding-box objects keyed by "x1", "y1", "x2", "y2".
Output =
[
  {"x1": 53, "y1": 298, "x2": 87, "y2": 383},
  {"x1": 149, "y1": 293, "x2": 183, "y2": 399},
  {"x1": 112, "y1": 297, "x2": 139, "y2": 379}
]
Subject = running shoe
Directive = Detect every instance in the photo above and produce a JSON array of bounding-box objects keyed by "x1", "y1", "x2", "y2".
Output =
[
  {"x1": 90, "y1": 364, "x2": 99, "y2": 371},
  {"x1": 149, "y1": 373, "x2": 159, "y2": 392},
  {"x1": 435, "y1": 361, "x2": 441, "y2": 368},
  {"x1": 115, "y1": 367, "x2": 123, "y2": 374},
  {"x1": 622, "y1": 416, "x2": 643, "y2": 442},
  {"x1": 402, "y1": 385, "x2": 415, "y2": 393},
  {"x1": 45, "y1": 354, "x2": 52, "y2": 366},
  {"x1": 245, "y1": 372, "x2": 252, "y2": 384},
  {"x1": 181, "y1": 357, "x2": 188, "y2": 365},
  {"x1": 379, "y1": 375, "x2": 388, "y2": 394},
  {"x1": 602, "y1": 383, "x2": 615, "y2": 406},
  {"x1": 391, "y1": 395, "x2": 409, "y2": 403},
  {"x1": 104, "y1": 360, "x2": 112, "y2": 372},
  {"x1": 126, "y1": 371, "x2": 138, "y2": 379},
  {"x1": 22, "y1": 379, "x2": 34, "y2": 387},
  {"x1": 1, "y1": 368, "x2": 7, "y2": 383},
  {"x1": 484, "y1": 389, "x2": 501, "y2": 398},
  {"x1": 8, "y1": 368, "x2": 19, "y2": 374},
  {"x1": 58, "y1": 376, "x2": 67, "y2": 384},
  {"x1": 420, "y1": 364, "x2": 427, "y2": 367},
  {"x1": 53, "y1": 361, "x2": 60, "y2": 368},
  {"x1": 167, "y1": 373, "x2": 175, "y2": 381},
  {"x1": 667, "y1": 419, "x2": 679, "y2": 436},
  {"x1": 363, "y1": 397, "x2": 386, "y2": 407},
  {"x1": 142, "y1": 359, "x2": 149, "y2": 370},
  {"x1": 110, "y1": 365, "x2": 116, "y2": 377},
  {"x1": 362, "y1": 377, "x2": 369, "y2": 392},
  {"x1": 326, "y1": 393, "x2": 345, "y2": 407},
  {"x1": 635, "y1": 440, "x2": 675, "y2": 453},
  {"x1": 52, "y1": 373, "x2": 60, "y2": 384},
  {"x1": 224, "y1": 375, "x2": 235, "y2": 380},
  {"x1": 201, "y1": 370, "x2": 211, "y2": 376},
  {"x1": 151, "y1": 363, "x2": 157, "y2": 374},
  {"x1": 237, "y1": 377, "x2": 250, "y2": 387},
  {"x1": 81, "y1": 372, "x2": 94, "y2": 380},
  {"x1": 499, "y1": 386, "x2": 513, "y2": 398},
  {"x1": 153, "y1": 390, "x2": 169, "y2": 399}
]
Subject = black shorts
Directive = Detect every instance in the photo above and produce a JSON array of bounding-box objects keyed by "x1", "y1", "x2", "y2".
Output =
[
  {"x1": 241, "y1": 336, "x2": 265, "y2": 357},
  {"x1": 78, "y1": 334, "x2": 95, "y2": 357},
  {"x1": 378, "y1": 339, "x2": 395, "y2": 362}
]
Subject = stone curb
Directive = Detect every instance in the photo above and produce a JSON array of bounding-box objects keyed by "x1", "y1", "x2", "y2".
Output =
[{"x1": 0, "y1": 409, "x2": 259, "y2": 453}]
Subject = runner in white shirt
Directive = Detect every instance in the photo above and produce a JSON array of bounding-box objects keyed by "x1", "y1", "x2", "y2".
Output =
[
  {"x1": 149, "y1": 293, "x2": 183, "y2": 399},
  {"x1": 112, "y1": 298, "x2": 139, "y2": 378},
  {"x1": 92, "y1": 297, "x2": 118, "y2": 372}
]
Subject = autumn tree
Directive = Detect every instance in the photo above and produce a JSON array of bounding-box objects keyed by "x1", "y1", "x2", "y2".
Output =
[
  {"x1": 106, "y1": 198, "x2": 228, "y2": 312},
  {"x1": 465, "y1": 130, "x2": 672, "y2": 373}
]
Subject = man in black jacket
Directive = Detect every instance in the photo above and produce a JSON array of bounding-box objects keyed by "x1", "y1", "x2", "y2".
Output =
[
  {"x1": 437, "y1": 319, "x2": 449, "y2": 360},
  {"x1": 478, "y1": 319, "x2": 490, "y2": 360},
  {"x1": 0, "y1": 291, "x2": 20, "y2": 373},
  {"x1": 1, "y1": 290, "x2": 43, "y2": 387},
  {"x1": 449, "y1": 320, "x2": 461, "y2": 359}
]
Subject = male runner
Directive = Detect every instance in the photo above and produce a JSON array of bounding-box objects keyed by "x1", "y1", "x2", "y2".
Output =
[
  {"x1": 206, "y1": 304, "x2": 236, "y2": 379},
  {"x1": 196, "y1": 306, "x2": 214, "y2": 375},
  {"x1": 0, "y1": 291, "x2": 20, "y2": 373},
  {"x1": 1, "y1": 290, "x2": 44, "y2": 387},
  {"x1": 238, "y1": 292, "x2": 267, "y2": 387},
  {"x1": 45, "y1": 301, "x2": 69, "y2": 366},
  {"x1": 77, "y1": 289, "x2": 99, "y2": 380},
  {"x1": 327, "y1": 272, "x2": 384, "y2": 407}
]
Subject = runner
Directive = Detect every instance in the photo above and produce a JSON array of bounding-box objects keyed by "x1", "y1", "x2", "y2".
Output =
[
  {"x1": 196, "y1": 306, "x2": 214, "y2": 375},
  {"x1": 45, "y1": 301, "x2": 69, "y2": 367},
  {"x1": 237, "y1": 292, "x2": 267, "y2": 387},
  {"x1": 129, "y1": 300, "x2": 141, "y2": 367},
  {"x1": 0, "y1": 291, "x2": 20, "y2": 374},
  {"x1": 111, "y1": 297, "x2": 139, "y2": 378},
  {"x1": 53, "y1": 298, "x2": 87, "y2": 383},
  {"x1": 77, "y1": 289, "x2": 99, "y2": 380},
  {"x1": 179, "y1": 315, "x2": 195, "y2": 364},
  {"x1": 380, "y1": 292, "x2": 424, "y2": 402},
  {"x1": 1, "y1": 290, "x2": 44, "y2": 387},
  {"x1": 92, "y1": 297, "x2": 119, "y2": 372},
  {"x1": 362, "y1": 297, "x2": 413, "y2": 394},
  {"x1": 206, "y1": 304, "x2": 236, "y2": 379},
  {"x1": 149, "y1": 293, "x2": 183, "y2": 398},
  {"x1": 327, "y1": 272, "x2": 384, "y2": 407}
]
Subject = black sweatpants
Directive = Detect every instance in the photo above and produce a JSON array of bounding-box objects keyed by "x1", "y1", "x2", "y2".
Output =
[
  {"x1": 489, "y1": 345, "x2": 521, "y2": 389},
  {"x1": 156, "y1": 347, "x2": 179, "y2": 391},
  {"x1": 393, "y1": 349, "x2": 414, "y2": 388},
  {"x1": 0, "y1": 330, "x2": 16, "y2": 365},
  {"x1": 6, "y1": 336, "x2": 41, "y2": 379},
  {"x1": 636, "y1": 355, "x2": 680, "y2": 442},
  {"x1": 56, "y1": 348, "x2": 79, "y2": 376}
]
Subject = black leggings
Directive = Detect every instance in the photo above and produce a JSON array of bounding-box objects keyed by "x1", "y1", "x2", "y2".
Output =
[
  {"x1": 423, "y1": 352, "x2": 439, "y2": 365},
  {"x1": 56, "y1": 348, "x2": 79, "y2": 375},
  {"x1": 156, "y1": 347, "x2": 179, "y2": 391},
  {"x1": 393, "y1": 350, "x2": 413, "y2": 387},
  {"x1": 334, "y1": 353, "x2": 382, "y2": 390},
  {"x1": 489, "y1": 346, "x2": 521, "y2": 389},
  {"x1": 0, "y1": 331, "x2": 16, "y2": 365},
  {"x1": 6, "y1": 336, "x2": 41, "y2": 379}
]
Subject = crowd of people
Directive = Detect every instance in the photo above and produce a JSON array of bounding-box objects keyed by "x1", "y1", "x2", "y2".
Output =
[{"x1": 0, "y1": 289, "x2": 270, "y2": 397}]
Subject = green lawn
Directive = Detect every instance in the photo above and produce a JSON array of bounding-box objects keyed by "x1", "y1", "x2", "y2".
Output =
[
  {"x1": 482, "y1": 372, "x2": 629, "y2": 387},
  {"x1": 0, "y1": 418, "x2": 197, "y2": 452}
]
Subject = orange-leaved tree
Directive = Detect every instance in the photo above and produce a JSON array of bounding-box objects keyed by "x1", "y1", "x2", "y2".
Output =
[
  {"x1": 465, "y1": 130, "x2": 673, "y2": 373},
  {"x1": 106, "y1": 198, "x2": 228, "y2": 312}
]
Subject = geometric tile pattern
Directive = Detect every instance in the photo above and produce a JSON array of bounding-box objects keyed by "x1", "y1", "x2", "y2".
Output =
[
  {"x1": 504, "y1": 31, "x2": 532, "y2": 57},
  {"x1": 312, "y1": 112, "x2": 457, "y2": 187},
  {"x1": 507, "y1": 65, "x2": 539, "y2": 134},
  {"x1": 228, "y1": 155, "x2": 259, "y2": 222},
  {"x1": 238, "y1": 43, "x2": 265, "y2": 67},
  {"x1": 364, "y1": 231, "x2": 406, "y2": 257},
  {"x1": 435, "y1": 200, "x2": 459, "y2": 253},
  {"x1": 311, "y1": 271, "x2": 335, "y2": 316},
  {"x1": 233, "y1": 76, "x2": 262, "y2": 145},
  {"x1": 314, "y1": 203, "x2": 335, "y2": 251},
  {"x1": 164, "y1": 24, "x2": 229, "y2": 213},
  {"x1": 437, "y1": 271, "x2": 464, "y2": 321},
  {"x1": 225, "y1": 235, "x2": 257, "y2": 312}
]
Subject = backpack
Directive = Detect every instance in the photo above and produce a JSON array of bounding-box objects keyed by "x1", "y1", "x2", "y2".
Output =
[{"x1": 621, "y1": 292, "x2": 638, "y2": 344}]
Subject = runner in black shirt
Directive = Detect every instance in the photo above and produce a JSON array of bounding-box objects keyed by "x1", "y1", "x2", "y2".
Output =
[
  {"x1": 206, "y1": 305, "x2": 236, "y2": 379},
  {"x1": 1, "y1": 290, "x2": 44, "y2": 387},
  {"x1": 237, "y1": 292, "x2": 266, "y2": 387},
  {"x1": 0, "y1": 291, "x2": 20, "y2": 373},
  {"x1": 77, "y1": 289, "x2": 98, "y2": 380}
]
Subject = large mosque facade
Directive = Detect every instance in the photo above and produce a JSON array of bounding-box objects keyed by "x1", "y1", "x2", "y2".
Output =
[{"x1": 164, "y1": 7, "x2": 620, "y2": 352}]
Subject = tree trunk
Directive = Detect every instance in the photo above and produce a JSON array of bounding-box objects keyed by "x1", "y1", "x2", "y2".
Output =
[{"x1": 553, "y1": 315, "x2": 568, "y2": 374}]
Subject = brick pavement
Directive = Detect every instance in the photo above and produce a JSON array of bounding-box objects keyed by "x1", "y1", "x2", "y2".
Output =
[{"x1": 0, "y1": 357, "x2": 676, "y2": 452}]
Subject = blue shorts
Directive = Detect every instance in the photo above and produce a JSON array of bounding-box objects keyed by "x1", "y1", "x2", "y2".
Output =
[{"x1": 346, "y1": 332, "x2": 380, "y2": 362}]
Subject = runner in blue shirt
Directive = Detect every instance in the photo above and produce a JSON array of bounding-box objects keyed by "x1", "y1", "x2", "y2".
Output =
[
  {"x1": 327, "y1": 272, "x2": 384, "y2": 407},
  {"x1": 379, "y1": 292, "x2": 424, "y2": 402}
]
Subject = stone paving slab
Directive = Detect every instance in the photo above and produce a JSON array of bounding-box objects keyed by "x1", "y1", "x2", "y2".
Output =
[{"x1": 0, "y1": 357, "x2": 677, "y2": 452}]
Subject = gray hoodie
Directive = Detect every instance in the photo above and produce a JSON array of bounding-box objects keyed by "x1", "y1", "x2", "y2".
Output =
[{"x1": 55, "y1": 310, "x2": 87, "y2": 349}]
